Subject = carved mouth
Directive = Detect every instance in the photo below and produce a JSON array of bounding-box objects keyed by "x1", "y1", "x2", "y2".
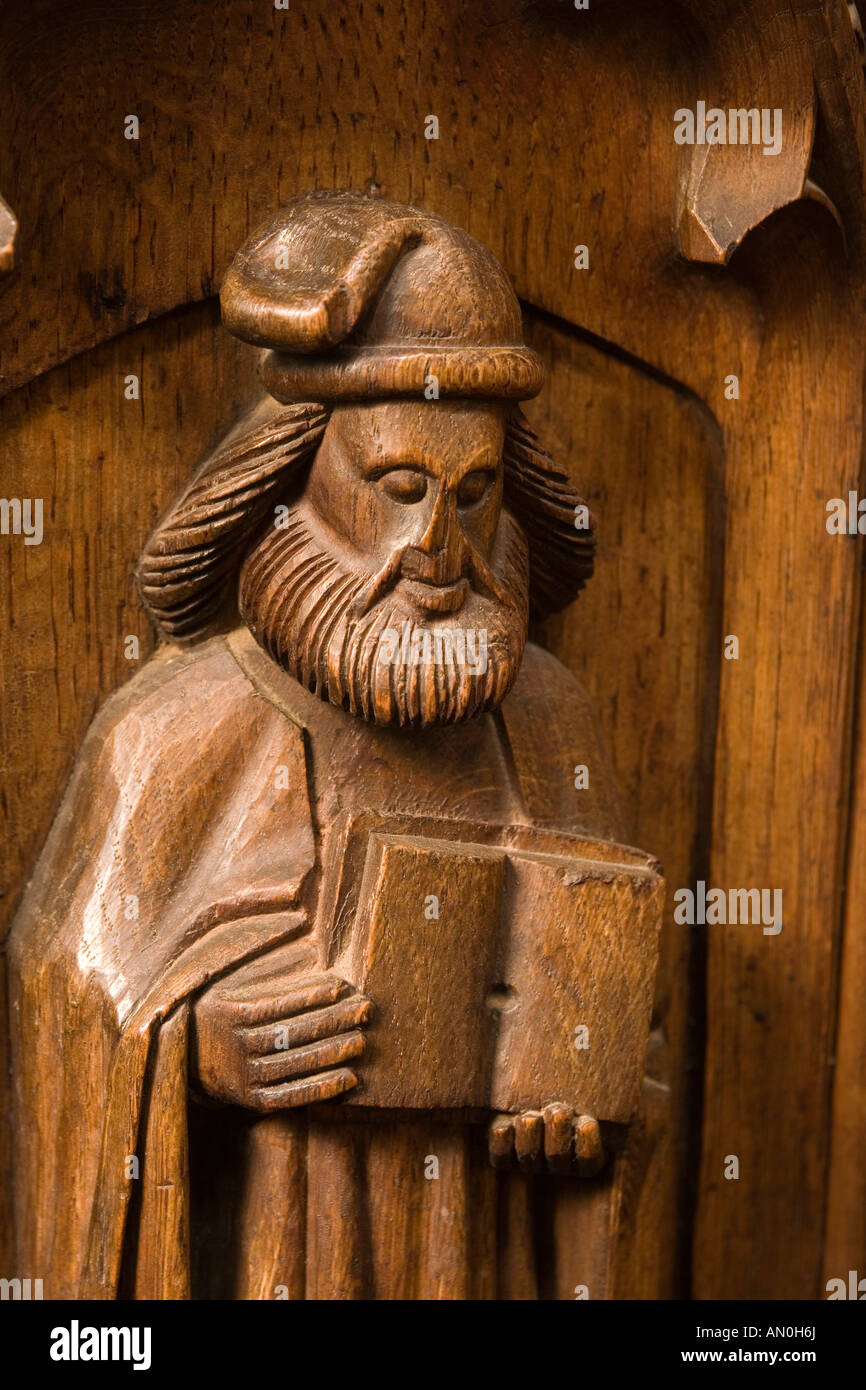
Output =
[{"x1": 397, "y1": 576, "x2": 469, "y2": 615}]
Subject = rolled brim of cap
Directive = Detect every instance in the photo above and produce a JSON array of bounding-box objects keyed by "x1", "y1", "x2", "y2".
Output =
[{"x1": 261, "y1": 345, "x2": 545, "y2": 402}]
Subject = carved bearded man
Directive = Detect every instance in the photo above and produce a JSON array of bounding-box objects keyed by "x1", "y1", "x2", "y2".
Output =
[{"x1": 9, "y1": 193, "x2": 661, "y2": 1301}]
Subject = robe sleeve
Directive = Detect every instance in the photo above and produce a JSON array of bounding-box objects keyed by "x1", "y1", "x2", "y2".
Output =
[{"x1": 8, "y1": 637, "x2": 316, "y2": 1297}]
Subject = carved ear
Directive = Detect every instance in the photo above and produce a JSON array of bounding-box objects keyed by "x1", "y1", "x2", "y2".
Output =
[
  {"x1": 503, "y1": 408, "x2": 595, "y2": 620},
  {"x1": 138, "y1": 401, "x2": 329, "y2": 642}
]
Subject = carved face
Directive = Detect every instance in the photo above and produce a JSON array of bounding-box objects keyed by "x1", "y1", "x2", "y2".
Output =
[
  {"x1": 238, "y1": 400, "x2": 530, "y2": 727},
  {"x1": 304, "y1": 401, "x2": 506, "y2": 619}
]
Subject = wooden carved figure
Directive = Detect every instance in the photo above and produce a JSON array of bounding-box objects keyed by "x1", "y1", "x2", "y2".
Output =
[{"x1": 9, "y1": 192, "x2": 664, "y2": 1300}]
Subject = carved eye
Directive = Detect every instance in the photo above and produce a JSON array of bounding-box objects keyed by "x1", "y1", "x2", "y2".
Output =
[
  {"x1": 457, "y1": 471, "x2": 494, "y2": 507},
  {"x1": 379, "y1": 469, "x2": 428, "y2": 503}
]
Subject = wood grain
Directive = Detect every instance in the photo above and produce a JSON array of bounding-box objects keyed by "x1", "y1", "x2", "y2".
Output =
[
  {"x1": 2, "y1": 0, "x2": 866, "y2": 1300},
  {"x1": 4, "y1": 192, "x2": 666, "y2": 1298},
  {"x1": 528, "y1": 313, "x2": 723, "y2": 1294},
  {"x1": 821, "y1": 580, "x2": 866, "y2": 1287},
  {"x1": 0, "y1": 301, "x2": 260, "y2": 938},
  {"x1": 693, "y1": 205, "x2": 865, "y2": 1299}
]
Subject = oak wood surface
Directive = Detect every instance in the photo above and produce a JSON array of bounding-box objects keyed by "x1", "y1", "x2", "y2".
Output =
[{"x1": 3, "y1": 0, "x2": 866, "y2": 1299}]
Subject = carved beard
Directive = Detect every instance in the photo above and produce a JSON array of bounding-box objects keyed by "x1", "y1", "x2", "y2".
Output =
[{"x1": 238, "y1": 498, "x2": 530, "y2": 727}]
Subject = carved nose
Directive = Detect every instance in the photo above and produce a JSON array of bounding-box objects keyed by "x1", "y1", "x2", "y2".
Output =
[{"x1": 412, "y1": 484, "x2": 465, "y2": 581}]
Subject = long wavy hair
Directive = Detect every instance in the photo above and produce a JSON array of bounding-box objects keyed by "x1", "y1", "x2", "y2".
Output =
[{"x1": 137, "y1": 396, "x2": 595, "y2": 642}]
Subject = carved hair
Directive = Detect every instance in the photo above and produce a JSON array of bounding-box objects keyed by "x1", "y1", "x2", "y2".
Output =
[
  {"x1": 138, "y1": 401, "x2": 330, "y2": 641},
  {"x1": 503, "y1": 408, "x2": 595, "y2": 618},
  {"x1": 138, "y1": 399, "x2": 595, "y2": 642}
]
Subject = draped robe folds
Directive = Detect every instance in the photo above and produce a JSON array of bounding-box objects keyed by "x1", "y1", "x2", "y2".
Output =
[{"x1": 8, "y1": 628, "x2": 661, "y2": 1300}]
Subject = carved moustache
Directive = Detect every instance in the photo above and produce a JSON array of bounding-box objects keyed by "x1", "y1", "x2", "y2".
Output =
[
  {"x1": 352, "y1": 527, "x2": 518, "y2": 620},
  {"x1": 238, "y1": 500, "x2": 530, "y2": 727}
]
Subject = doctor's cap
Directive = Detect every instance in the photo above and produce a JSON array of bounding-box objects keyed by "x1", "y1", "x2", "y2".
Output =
[{"x1": 220, "y1": 190, "x2": 545, "y2": 404}]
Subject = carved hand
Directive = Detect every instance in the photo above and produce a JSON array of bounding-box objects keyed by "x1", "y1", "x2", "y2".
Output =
[
  {"x1": 488, "y1": 1106, "x2": 606, "y2": 1176},
  {"x1": 192, "y1": 969, "x2": 372, "y2": 1111}
]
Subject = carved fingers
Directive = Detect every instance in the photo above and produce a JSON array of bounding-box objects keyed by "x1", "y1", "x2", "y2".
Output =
[
  {"x1": 192, "y1": 970, "x2": 373, "y2": 1112},
  {"x1": 226, "y1": 972, "x2": 355, "y2": 1027},
  {"x1": 246, "y1": 1063, "x2": 362, "y2": 1112},
  {"x1": 244, "y1": 988, "x2": 372, "y2": 1111},
  {"x1": 488, "y1": 1106, "x2": 606, "y2": 1177}
]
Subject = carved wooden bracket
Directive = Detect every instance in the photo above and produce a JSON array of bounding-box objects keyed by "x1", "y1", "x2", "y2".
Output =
[{"x1": 676, "y1": 1, "x2": 822, "y2": 263}]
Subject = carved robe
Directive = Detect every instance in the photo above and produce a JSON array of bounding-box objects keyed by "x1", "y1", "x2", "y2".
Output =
[{"x1": 9, "y1": 628, "x2": 647, "y2": 1301}]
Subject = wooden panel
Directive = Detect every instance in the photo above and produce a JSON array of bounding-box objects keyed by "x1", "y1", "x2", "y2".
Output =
[
  {"x1": 523, "y1": 312, "x2": 723, "y2": 1294},
  {"x1": 2, "y1": 0, "x2": 866, "y2": 1300},
  {"x1": 522, "y1": 194, "x2": 866, "y2": 1299},
  {"x1": 822, "y1": 586, "x2": 866, "y2": 1285},
  {"x1": 692, "y1": 208, "x2": 864, "y2": 1299},
  {"x1": 0, "y1": 0, "x2": 753, "y2": 397},
  {"x1": 0, "y1": 300, "x2": 260, "y2": 936}
]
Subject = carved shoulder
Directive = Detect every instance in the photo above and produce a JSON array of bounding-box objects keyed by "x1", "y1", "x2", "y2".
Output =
[
  {"x1": 9, "y1": 637, "x2": 314, "y2": 978},
  {"x1": 90, "y1": 637, "x2": 255, "y2": 742},
  {"x1": 500, "y1": 641, "x2": 627, "y2": 843}
]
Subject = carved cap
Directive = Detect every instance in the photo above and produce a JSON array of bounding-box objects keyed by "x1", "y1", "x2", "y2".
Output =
[{"x1": 220, "y1": 191, "x2": 544, "y2": 402}]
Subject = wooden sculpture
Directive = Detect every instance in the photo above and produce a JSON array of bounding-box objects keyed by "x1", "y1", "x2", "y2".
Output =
[{"x1": 8, "y1": 191, "x2": 663, "y2": 1300}]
